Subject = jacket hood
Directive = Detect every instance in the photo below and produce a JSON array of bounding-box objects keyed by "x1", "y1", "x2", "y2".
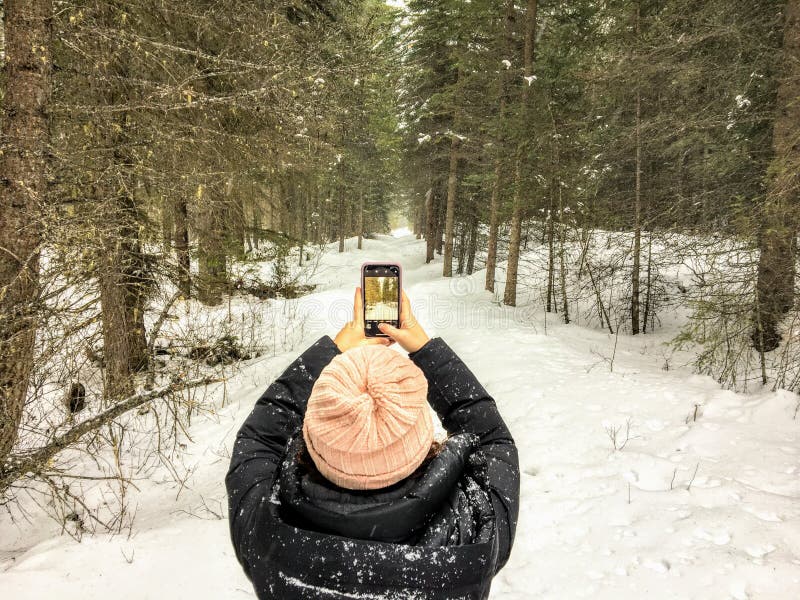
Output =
[{"x1": 278, "y1": 433, "x2": 477, "y2": 543}]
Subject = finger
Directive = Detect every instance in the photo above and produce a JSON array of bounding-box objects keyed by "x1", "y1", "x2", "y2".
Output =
[
  {"x1": 400, "y1": 292, "x2": 415, "y2": 328},
  {"x1": 378, "y1": 322, "x2": 404, "y2": 339},
  {"x1": 353, "y1": 287, "x2": 364, "y2": 324}
]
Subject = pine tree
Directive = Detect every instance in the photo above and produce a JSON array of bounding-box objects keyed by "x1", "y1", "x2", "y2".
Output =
[
  {"x1": 503, "y1": 0, "x2": 538, "y2": 307},
  {"x1": 752, "y1": 0, "x2": 800, "y2": 352},
  {"x1": 0, "y1": 0, "x2": 53, "y2": 462}
]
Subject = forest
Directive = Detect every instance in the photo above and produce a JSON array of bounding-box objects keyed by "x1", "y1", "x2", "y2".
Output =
[{"x1": 0, "y1": 1, "x2": 799, "y2": 594}]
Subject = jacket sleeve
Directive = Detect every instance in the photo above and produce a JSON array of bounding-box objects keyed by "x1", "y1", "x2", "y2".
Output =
[
  {"x1": 409, "y1": 337, "x2": 520, "y2": 572},
  {"x1": 225, "y1": 335, "x2": 341, "y2": 580}
]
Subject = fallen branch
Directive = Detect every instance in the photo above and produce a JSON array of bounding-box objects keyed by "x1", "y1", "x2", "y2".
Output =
[
  {"x1": 0, "y1": 376, "x2": 221, "y2": 494},
  {"x1": 147, "y1": 289, "x2": 183, "y2": 358}
]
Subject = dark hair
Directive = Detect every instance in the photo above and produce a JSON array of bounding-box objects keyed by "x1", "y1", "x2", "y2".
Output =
[{"x1": 411, "y1": 438, "x2": 447, "y2": 476}]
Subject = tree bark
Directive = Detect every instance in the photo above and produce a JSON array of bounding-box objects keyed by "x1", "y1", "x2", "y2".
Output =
[
  {"x1": 546, "y1": 189, "x2": 555, "y2": 312},
  {"x1": 298, "y1": 184, "x2": 307, "y2": 266},
  {"x1": 98, "y1": 185, "x2": 150, "y2": 402},
  {"x1": 91, "y1": 2, "x2": 151, "y2": 402},
  {"x1": 161, "y1": 201, "x2": 174, "y2": 258},
  {"x1": 485, "y1": 0, "x2": 516, "y2": 293},
  {"x1": 357, "y1": 189, "x2": 364, "y2": 250},
  {"x1": 503, "y1": 0, "x2": 537, "y2": 307},
  {"x1": 642, "y1": 232, "x2": 653, "y2": 334},
  {"x1": 415, "y1": 193, "x2": 425, "y2": 239},
  {"x1": 443, "y1": 135, "x2": 460, "y2": 277},
  {"x1": 456, "y1": 222, "x2": 467, "y2": 275},
  {"x1": 174, "y1": 195, "x2": 191, "y2": 298},
  {"x1": 486, "y1": 161, "x2": 503, "y2": 292},
  {"x1": 425, "y1": 187, "x2": 436, "y2": 263},
  {"x1": 557, "y1": 185, "x2": 569, "y2": 323},
  {"x1": 0, "y1": 0, "x2": 53, "y2": 462},
  {"x1": 338, "y1": 188, "x2": 346, "y2": 253},
  {"x1": 196, "y1": 189, "x2": 227, "y2": 306},
  {"x1": 631, "y1": 1, "x2": 643, "y2": 335},
  {"x1": 252, "y1": 200, "x2": 262, "y2": 250},
  {"x1": 229, "y1": 193, "x2": 246, "y2": 260},
  {"x1": 466, "y1": 212, "x2": 478, "y2": 276},
  {"x1": 435, "y1": 186, "x2": 445, "y2": 255},
  {"x1": 752, "y1": 0, "x2": 800, "y2": 352}
]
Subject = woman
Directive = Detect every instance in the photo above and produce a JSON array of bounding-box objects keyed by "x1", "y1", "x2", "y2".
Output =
[{"x1": 226, "y1": 288, "x2": 520, "y2": 599}]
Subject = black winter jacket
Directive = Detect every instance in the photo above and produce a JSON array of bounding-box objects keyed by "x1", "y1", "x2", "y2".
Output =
[{"x1": 225, "y1": 336, "x2": 520, "y2": 600}]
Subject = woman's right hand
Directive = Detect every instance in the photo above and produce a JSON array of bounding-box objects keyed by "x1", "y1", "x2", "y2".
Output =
[
  {"x1": 378, "y1": 291, "x2": 430, "y2": 353},
  {"x1": 334, "y1": 287, "x2": 392, "y2": 353}
]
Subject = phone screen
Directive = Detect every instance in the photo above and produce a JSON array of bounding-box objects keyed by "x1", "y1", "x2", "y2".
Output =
[{"x1": 362, "y1": 264, "x2": 400, "y2": 337}]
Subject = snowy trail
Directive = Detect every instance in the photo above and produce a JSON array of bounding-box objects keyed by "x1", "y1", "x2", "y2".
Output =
[{"x1": 2, "y1": 233, "x2": 800, "y2": 599}]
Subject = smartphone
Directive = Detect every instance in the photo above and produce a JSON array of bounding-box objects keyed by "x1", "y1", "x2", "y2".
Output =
[{"x1": 361, "y1": 262, "x2": 401, "y2": 337}]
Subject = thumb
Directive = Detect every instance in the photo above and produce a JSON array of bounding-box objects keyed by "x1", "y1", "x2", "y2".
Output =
[{"x1": 378, "y1": 322, "x2": 405, "y2": 340}]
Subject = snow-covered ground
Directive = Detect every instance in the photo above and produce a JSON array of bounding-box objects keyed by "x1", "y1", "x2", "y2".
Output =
[{"x1": 2, "y1": 233, "x2": 799, "y2": 599}]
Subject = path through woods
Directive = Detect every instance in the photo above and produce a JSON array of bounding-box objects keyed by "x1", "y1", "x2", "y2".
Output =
[{"x1": 2, "y1": 233, "x2": 798, "y2": 599}]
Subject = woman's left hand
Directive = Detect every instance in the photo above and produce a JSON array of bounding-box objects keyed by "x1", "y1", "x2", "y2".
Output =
[{"x1": 333, "y1": 287, "x2": 393, "y2": 353}]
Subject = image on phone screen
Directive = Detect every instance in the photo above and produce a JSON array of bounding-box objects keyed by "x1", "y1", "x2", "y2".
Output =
[
  {"x1": 364, "y1": 276, "x2": 399, "y2": 321},
  {"x1": 362, "y1": 264, "x2": 400, "y2": 337}
]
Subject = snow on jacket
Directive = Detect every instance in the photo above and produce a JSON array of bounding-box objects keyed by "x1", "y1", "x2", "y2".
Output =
[{"x1": 225, "y1": 335, "x2": 520, "y2": 600}]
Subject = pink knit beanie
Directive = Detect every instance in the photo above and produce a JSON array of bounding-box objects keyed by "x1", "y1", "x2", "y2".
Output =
[{"x1": 302, "y1": 345, "x2": 433, "y2": 490}]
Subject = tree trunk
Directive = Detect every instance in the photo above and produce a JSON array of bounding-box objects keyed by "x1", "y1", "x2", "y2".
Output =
[
  {"x1": 425, "y1": 187, "x2": 436, "y2": 263},
  {"x1": 631, "y1": 1, "x2": 643, "y2": 335},
  {"x1": 443, "y1": 135, "x2": 460, "y2": 277},
  {"x1": 252, "y1": 201, "x2": 262, "y2": 250},
  {"x1": 485, "y1": 0, "x2": 516, "y2": 293},
  {"x1": 90, "y1": 2, "x2": 151, "y2": 402},
  {"x1": 486, "y1": 162, "x2": 502, "y2": 293},
  {"x1": 466, "y1": 212, "x2": 478, "y2": 275},
  {"x1": 98, "y1": 186, "x2": 150, "y2": 402},
  {"x1": 338, "y1": 188, "x2": 346, "y2": 253},
  {"x1": 415, "y1": 193, "x2": 425, "y2": 239},
  {"x1": 503, "y1": 0, "x2": 537, "y2": 307},
  {"x1": 456, "y1": 222, "x2": 467, "y2": 275},
  {"x1": 558, "y1": 187, "x2": 569, "y2": 324},
  {"x1": 174, "y1": 195, "x2": 191, "y2": 298},
  {"x1": 299, "y1": 185, "x2": 307, "y2": 266},
  {"x1": 196, "y1": 191, "x2": 227, "y2": 306},
  {"x1": 546, "y1": 112, "x2": 562, "y2": 315},
  {"x1": 229, "y1": 193, "x2": 246, "y2": 260},
  {"x1": 357, "y1": 190, "x2": 364, "y2": 250},
  {"x1": 0, "y1": 0, "x2": 53, "y2": 461},
  {"x1": 435, "y1": 187, "x2": 445, "y2": 255},
  {"x1": 546, "y1": 193, "x2": 555, "y2": 312},
  {"x1": 161, "y1": 201, "x2": 174, "y2": 257},
  {"x1": 642, "y1": 231, "x2": 653, "y2": 334},
  {"x1": 752, "y1": 0, "x2": 800, "y2": 352}
]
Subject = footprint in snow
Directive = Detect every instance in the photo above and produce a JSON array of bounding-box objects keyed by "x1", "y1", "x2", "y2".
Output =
[
  {"x1": 692, "y1": 527, "x2": 731, "y2": 545},
  {"x1": 643, "y1": 558, "x2": 671, "y2": 573},
  {"x1": 689, "y1": 474, "x2": 722, "y2": 489},
  {"x1": 742, "y1": 506, "x2": 782, "y2": 522},
  {"x1": 745, "y1": 543, "x2": 776, "y2": 558},
  {"x1": 729, "y1": 581, "x2": 749, "y2": 600}
]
